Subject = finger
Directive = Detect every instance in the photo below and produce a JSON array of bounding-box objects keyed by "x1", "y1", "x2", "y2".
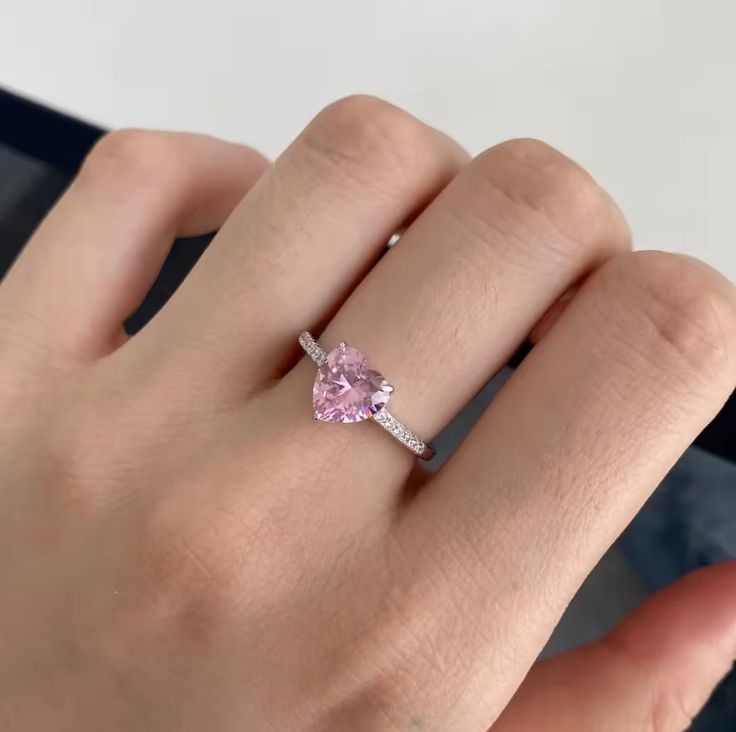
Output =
[
  {"x1": 275, "y1": 138, "x2": 630, "y2": 494},
  {"x1": 494, "y1": 562, "x2": 736, "y2": 731},
  {"x1": 130, "y1": 96, "x2": 468, "y2": 397},
  {"x1": 0, "y1": 130, "x2": 268, "y2": 367},
  {"x1": 389, "y1": 252, "x2": 736, "y2": 729}
]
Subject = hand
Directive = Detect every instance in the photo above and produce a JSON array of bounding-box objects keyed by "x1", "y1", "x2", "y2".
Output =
[{"x1": 2, "y1": 96, "x2": 735, "y2": 732}]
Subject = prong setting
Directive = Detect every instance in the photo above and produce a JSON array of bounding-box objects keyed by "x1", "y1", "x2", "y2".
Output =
[{"x1": 299, "y1": 331, "x2": 434, "y2": 459}]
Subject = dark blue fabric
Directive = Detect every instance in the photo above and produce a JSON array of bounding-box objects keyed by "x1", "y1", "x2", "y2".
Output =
[
  {"x1": 623, "y1": 448, "x2": 736, "y2": 730},
  {"x1": 0, "y1": 88, "x2": 103, "y2": 175}
]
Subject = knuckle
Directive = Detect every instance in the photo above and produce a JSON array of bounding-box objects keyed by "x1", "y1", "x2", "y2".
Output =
[
  {"x1": 605, "y1": 251, "x2": 736, "y2": 379},
  {"x1": 300, "y1": 95, "x2": 437, "y2": 185},
  {"x1": 134, "y1": 484, "x2": 297, "y2": 646},
  {"x1": 41, "y1": 395, "x2": 110, "y2": 518},
  {"x1": 646, "y1": 680, "x2": 698, "y2": 732},
  {"x1": 472, "y1": 137, "x2": 630, "y2": 257},
  {"x1": 136, "y1": 502, "x2": 242, "y2": 642},
  {"x1": 602, "y1": 634, "x2": 697, "y2": 732},
  {"x1": 326, "y1": 541, "x2": 471, "y2": 727},
  {"x1": 80, "y1": 129, "x2": 184, "y2": 186}
]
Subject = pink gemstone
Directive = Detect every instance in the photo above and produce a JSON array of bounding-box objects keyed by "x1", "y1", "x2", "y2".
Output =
[{"x1": 313, "y1": 346, "x2": 390, "y2": 423}]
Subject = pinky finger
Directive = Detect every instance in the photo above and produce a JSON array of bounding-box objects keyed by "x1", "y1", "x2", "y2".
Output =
[{"x1": 492, "y1": 562, "x2": 736, "y2": 732}]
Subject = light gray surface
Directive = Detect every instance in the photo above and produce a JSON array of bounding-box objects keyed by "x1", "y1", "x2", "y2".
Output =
[{"x1": 4, "y1": 1, "x2": 736, "y2": 281}]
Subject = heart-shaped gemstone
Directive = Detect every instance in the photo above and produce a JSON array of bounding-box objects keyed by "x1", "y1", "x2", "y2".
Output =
[{"x1": 313, "y1": 346, "x2": 390, "y2": 423}]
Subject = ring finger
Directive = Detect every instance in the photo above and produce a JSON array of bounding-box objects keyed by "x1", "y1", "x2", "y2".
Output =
[{"x1": 276, "y1": 137, "x2": 631, "y2": 493}]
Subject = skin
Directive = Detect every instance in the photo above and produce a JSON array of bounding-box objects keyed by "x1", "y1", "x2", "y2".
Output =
[{"x1": 1, "y1": 94, "x2": 735, "y2": 731}]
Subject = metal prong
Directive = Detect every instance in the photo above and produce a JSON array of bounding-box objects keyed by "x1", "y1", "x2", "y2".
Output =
[
  {"x1": 313, "y1": 412, "x2": 320, "y2": 421},
  {"x1": 382, "y1": 383, "x2": 395, "y2": 394},
  {"x1": 387, "y1": 228, "x2": 405, "y2": 248},
  {"x1": 338, "y1": 341, "x2": 347, "y2": 350}
]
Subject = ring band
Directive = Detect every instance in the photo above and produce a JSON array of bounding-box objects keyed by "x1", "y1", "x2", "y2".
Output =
[{"x1": 299, "y1": 332, "x2": 434, "y2": 460}]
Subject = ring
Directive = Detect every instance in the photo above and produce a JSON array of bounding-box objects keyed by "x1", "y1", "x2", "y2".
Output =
[{"x1": 299, "y1": 332, "x2": 435, "y2": 460}]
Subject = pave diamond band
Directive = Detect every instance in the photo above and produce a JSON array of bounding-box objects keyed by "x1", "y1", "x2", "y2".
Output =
[
  {"x1": 371, "y1": 409, "x2": 432, "y2": 458},
  {"x1": 299, "y1": 331, "x2": 327, "y2": 366},
  {"x1": 299, "y1": 331, "x2": 434, "y2": 460}
]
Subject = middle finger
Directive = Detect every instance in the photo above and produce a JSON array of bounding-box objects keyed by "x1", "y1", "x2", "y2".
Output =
[{"x1": 122, "y1": 96, "x2": 467, "y2": 399}]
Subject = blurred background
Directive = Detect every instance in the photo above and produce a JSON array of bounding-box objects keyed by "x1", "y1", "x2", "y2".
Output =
[{"x1": 1, "y1": 0, "x2": 736, "y2": 728}]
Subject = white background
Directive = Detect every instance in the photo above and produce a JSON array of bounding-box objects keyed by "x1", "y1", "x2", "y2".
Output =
[{"x1": 2, "y1": 0, "x2": 735, "y2": 280}]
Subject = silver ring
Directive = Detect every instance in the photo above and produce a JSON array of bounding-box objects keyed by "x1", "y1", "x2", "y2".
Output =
[{"x1": 299, "y1": 332, "x2": 434, "y2": 460}]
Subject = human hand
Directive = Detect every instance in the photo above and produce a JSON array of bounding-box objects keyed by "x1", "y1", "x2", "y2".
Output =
[{"x1": 2, "y1": 96, "x2": 735, "y2": 731}]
